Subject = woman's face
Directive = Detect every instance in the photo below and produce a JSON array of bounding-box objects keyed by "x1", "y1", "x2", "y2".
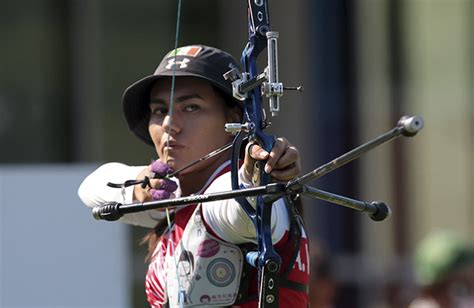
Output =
[{"x1": 148, "y1": 77, "x2": 241, "y2": 173}]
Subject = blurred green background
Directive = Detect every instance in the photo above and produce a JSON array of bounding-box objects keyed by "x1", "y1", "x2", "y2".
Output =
[{"x1": 1, "y1": 0, "x2": 472, "y2": 307}]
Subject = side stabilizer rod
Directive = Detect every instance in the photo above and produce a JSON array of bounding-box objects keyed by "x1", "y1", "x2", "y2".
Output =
[{"x1": 300, "y1": 185, "x2": 391, "y2": 221}]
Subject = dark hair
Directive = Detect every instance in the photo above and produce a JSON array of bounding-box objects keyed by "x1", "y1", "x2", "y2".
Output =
[
  {"x1": 211, "y1": 84, "x2": 247, "y2": 160},
  {"x1": 210, "y1": 84, "x2": 242, "y2": 110},
  {"x1": 142, "y1": 211, "x2": 175, "y2": 262}
]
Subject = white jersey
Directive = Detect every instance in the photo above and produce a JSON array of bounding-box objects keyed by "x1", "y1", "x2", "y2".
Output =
[{"x1": 78, "y1": 160, "x2": 310, "y2": 307}]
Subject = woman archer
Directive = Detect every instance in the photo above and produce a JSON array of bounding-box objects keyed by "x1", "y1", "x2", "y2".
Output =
[{"x1": 78, "y1": 45, "x2": 310, "y2": 307}]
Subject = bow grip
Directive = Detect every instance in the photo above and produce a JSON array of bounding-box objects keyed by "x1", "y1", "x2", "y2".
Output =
[{"x1": 251, "y1": 129, "x2": 275, "y2": 185}]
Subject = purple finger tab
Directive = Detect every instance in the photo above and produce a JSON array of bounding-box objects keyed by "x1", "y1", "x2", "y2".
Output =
[
  {"x1": 150, "y1": 160, "x2": 173, "y2": 177},
  {"x1": 160, "y1": 179, "x2": 178, "y2": 192},
  {"x1": 150, "y1": 189, "x2": 171, "y2": 200}
]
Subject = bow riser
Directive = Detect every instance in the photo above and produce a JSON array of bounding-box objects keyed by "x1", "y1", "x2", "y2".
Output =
[{"x1": 233, "y1": 1, "x2": 283, "y2": 307}]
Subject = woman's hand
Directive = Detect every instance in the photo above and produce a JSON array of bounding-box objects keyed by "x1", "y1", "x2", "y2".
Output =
[
  {"x1": 133, "y1": 160, "x2": 178, "y2": 202},
  {"x1": 243, "y1": 137, "x2": 301, "y2": 183}
]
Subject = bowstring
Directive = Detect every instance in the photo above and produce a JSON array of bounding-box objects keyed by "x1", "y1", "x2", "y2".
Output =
[
  {"x1": 166, "y1": 0, "x2": 186, "y2": 307},
  {"x1": 166, "y1": 0, "x2": 182, "y2": 163}
]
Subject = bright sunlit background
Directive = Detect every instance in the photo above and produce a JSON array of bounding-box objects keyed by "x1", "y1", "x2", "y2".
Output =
[{"x1": 1, "y1": 1, "x2": 472, "y2": 307}]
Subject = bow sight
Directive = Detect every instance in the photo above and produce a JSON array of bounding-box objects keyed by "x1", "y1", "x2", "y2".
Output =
[{"x1": 223, "y1": 31, "x2": 283, "y2": 117}]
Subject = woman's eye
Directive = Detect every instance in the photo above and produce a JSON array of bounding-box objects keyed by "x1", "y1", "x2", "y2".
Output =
[
  {"x1": 151, "y1": 107, "x2": 168, "y2": 115},
  {"x1": 184, "y1": 104, "x2": 200, "y2": 112}
]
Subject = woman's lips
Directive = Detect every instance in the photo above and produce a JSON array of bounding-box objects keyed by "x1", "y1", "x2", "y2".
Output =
[{"x1": 162, "y1": 141, "x2": 184, "y2": 151}]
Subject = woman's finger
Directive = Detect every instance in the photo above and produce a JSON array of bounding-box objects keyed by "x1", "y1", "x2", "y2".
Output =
[
  {"x1": 264, "y1": 137, "x2": 289, "y2": 173},
  {"x1": 247, "y1": 142, "x2": 269, "y2": 161},
  {"x1": 150, "y1": 160, "x2": 173, "y2": 177},
  {"x1": 160, "y1": 179, "x2": 178, "y2": 192},
  {"x1": 150, "y1": 189, "x2": 171, "y2": 200},
  {"x1": 273, "y1": 145, "x2": 300, "y2": 170},
  {"x1": 148, "y1": 178, "x2": 178, "y2": 192},
  {"x1": 244, "y1": 138, "x2": 300, "y2": 180},
  {"x1": 270, "y1": 160, "x2": 301, "y2": 181}
]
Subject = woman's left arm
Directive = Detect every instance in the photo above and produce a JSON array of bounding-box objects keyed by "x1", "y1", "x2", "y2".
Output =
[{"x1": 202, "y1": 138, "x2": 301, "y2": 244}]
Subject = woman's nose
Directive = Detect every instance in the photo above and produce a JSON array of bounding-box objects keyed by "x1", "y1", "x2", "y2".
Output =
[{"x1": 162, "y1": 113, "x2": 181, "y2": 135}]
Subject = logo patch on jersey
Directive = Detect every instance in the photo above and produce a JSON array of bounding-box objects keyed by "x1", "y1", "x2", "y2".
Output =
[
  {"x1": 206, "y1": 258, "x2": 235, "y2": 287},
  {"x1": 166, "y1": 46, "x2": 202, "y2": 58},
  {"x1": 197, "y1": 239, "x2": 220, "y2": 258}
]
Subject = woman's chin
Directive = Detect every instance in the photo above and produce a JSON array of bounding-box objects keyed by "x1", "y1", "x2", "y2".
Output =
[
  {"x1": 164, "y1": 158, "x2": 178, "y2": 169},
  {"x1": 164, "y1": 158, "x2": 186, "y2": 173}
]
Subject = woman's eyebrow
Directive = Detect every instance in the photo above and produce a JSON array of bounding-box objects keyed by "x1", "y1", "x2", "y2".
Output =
[{"x1": 149, "y1": 94, "x2": 204, "y2": 104}]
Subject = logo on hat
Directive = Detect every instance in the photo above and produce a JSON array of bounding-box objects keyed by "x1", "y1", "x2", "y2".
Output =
[
  {"x1": 166, "y1": 46, "x2": 202, "y2": 58},
  {"x1": 166, "y1": 58, "x2": 191, "y2": 69}
]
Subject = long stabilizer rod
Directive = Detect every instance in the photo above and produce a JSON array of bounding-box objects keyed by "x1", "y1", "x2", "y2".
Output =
[
  {"x1": 92, "y1": 115, "x2": 423, "y2": 223},
  {"x1": 284, "y1": 115, "x2": 423, "y2": 192}
]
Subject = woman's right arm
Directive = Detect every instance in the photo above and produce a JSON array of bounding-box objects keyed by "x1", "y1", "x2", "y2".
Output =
[{"x1": 78, "y1": 162, "x2": 167, "y2": 228}]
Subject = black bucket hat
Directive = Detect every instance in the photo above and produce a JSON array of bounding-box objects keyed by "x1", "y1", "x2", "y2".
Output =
[{"x1": 122, "y1": 44, "x2": 242, "y2": 146}]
